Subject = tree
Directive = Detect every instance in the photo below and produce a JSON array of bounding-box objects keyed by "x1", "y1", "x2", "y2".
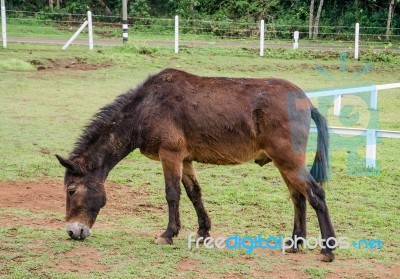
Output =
[
  {"x1": 95, "y1": 0, "x2": 112, "y2": 15},
  {"x1": 309, "y1": 0, "x2": 314, "y2": 38},
  {"x1": 386, "y1": 0, "x2": 396, "y2": 40},
  {"x1": 313, "y1": 0, "x2": 324, "y2": 38},
  {"x1": 309, "y1": 0, "x2": 324, "y2": 39}
]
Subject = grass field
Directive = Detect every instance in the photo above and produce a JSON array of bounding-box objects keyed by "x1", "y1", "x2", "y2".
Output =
[{"x1": 0, "y1": 43, "x2": 399, "y2": 278}]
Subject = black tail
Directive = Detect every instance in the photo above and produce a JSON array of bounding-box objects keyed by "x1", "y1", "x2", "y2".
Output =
[{"x1": 310, "y1": 108, "x2": 330, "y2": 183}]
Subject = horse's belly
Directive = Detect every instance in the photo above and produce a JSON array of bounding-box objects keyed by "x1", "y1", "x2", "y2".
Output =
[{"x1": 189, "y1": 145, "x2": 264, "y2": 165}]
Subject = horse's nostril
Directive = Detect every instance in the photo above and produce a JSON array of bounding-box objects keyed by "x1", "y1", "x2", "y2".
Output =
[{"x1": 66, "y1": 223, "x2": 90, "y2": 240}]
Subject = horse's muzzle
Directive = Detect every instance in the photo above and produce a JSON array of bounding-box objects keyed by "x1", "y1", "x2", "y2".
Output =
[{"x1": 66, "y1": 222, "x2": 91, "y2": 240}]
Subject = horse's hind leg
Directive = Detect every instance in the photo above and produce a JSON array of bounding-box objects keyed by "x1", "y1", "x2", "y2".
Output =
[
  {"x1": 280, "y1": 173, "x2": 307, "y2": 252},
  {"x1": 306, "y1": 174, "x2": 336, "y2": 262},
  {"x1": 154, "y1": 150, "x2": 183, "y2": 245},
  {"x1": 279, "y1": 166, "x2": 336, "y2": 262},
  {"x1": 182, "y1": 161, "x2": 211, "y2": 238}
]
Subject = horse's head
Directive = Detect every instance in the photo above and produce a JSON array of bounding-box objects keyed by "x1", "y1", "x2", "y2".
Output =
[{"x1": 56, "y1": 155, "x2": 107, "y2": 240}]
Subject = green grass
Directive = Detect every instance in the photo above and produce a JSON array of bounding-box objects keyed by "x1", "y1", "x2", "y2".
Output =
[
  {"x1": 0, "y1": 43, "x2": 399, "y2": 278},
  {"x1": 303, "y1": 267, "x2": 331, "y2": 279},
  {"x1": 7, "y1": 18, "x2": 105, "y2": 40},
  {"x1": 7, "y1": 18, "x2": 77, "y2": 39},
  {"x1": 0, "y1": 58, "x2": 36, "y2": 71}
]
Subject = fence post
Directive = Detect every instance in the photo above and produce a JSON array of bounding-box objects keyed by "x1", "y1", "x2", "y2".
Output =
[
  {"x1": 293, "y1": 31, "x2": 299, "y2": 49},
  {"x1": 354, "y1": 23, "x2": 359, "y2": 60},
  {"x1": 260, "y1": 19, "x2": 264, "y2": 57},
  {"x1": 370, "y1": 86, "x2": 378, "y2": 110},
  {"x1": 366, "y1": 129, "x2": 377, "y2": 168},
  {"x1": 1, "y1": 0, "x2": 6, "y2": 48},
  {"x1": 62, "y1": 21, "x2": 88, "y2": 50},
  {"x1": 174, "y1": 15, "x2": 179, "y2": 53},
  {"x1": 333, "y1": 94, "x2": 342, "y2": 116},
  {"x1": 122, "y1": 0, "x2": 128, "y2": 43},
  {"x1": 87, "y1": 11, "x2": 93, "y2": 50}
]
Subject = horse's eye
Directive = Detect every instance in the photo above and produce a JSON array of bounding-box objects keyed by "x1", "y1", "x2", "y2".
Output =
[{"x1": 67, "y1": 185, "x2": 77, "y2": 196}]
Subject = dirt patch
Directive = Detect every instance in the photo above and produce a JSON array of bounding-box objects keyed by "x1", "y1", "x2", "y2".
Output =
[
  {"x1": 54, "y1": 246, "x2": 109, "y2": 273},
  {"x1": 0, "y1": 180, "x2": 65, "y2": 228},
  {"x1": 104, "y1": 182, "x2": 165, "y2": 215},
  {"x1": 178, "y1": 258, "x2": 198, "y2": 272},
  {"x1": 0, "y1": 179, "x2": 162, "y2": 274},
  {"x1": 324, "y1": 259, "x2": 400, "y2": 279},
  {"x1": 174, "y1": 246, "x2": 400, "y2": 278},
  {"x1": 177, "y1": 258, "x2": 209, "y2": 277},
  {"x1": 0, "y1": 180, "x2": 65, "y2": 213},
  {"x1": 252, "y1": 249, "x2": 400, "y2": 279},
  {"x1": 0, "y1": 179, "x2": 164, "y2": 229},
  {"x1": 29, "y1": 58, "x2": 111, "y2": 71}
]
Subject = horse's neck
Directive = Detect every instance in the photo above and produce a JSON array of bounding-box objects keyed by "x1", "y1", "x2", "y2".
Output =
[
  {"x1": 101, "y1": 128, "x2": 135, "y2": 174},
  {"x1": 73, "y1": 118, "x2": 136, "y2": 176}
]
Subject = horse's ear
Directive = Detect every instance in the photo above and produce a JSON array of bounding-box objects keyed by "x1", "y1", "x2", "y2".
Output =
[{"x1": 55, "y1": 154, "x2": 79, "y2": 174}]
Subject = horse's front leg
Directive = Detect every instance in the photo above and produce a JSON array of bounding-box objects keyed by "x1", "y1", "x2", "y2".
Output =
[
  {"x1": 154, "y1": 150, "x2": 183, "y2": 245},
  {"x1": 182, "y1": 160, "x2": 211, "y2": 239}
]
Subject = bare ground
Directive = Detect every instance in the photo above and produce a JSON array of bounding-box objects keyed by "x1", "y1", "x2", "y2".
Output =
[
  {"x1": 0, "y1": 180, "x2": 399, "y2": 278},
  {"x1": 29, "y1": 58, "x2": 111, "y2": 71},
  {"x1": 0, "y1": 179, "x2": 163, "y2": 227}
]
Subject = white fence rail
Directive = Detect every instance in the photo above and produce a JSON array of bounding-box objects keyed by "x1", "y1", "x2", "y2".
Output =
[
  {"x1": 293, "y1": 31, "x2": 299, "y2": 49},
  {"x1": 355, "y1": 23, "x2": 360, "y2": 59},
  {"x1": 260, "y1": 19, "x2": 264, "y2": 56},
  {"x1": 174, "y1": 15, "x2": 179, "y2": 53},
  {"x1": 306, "y1": 83, "x2": 400, "y2": 116},
  {"x1": 1, "y1": 0, "x2": 6, "y2": 48},
  {"x1": 2, "y1": 9, "x2": 400, "y2": 52},
  {"x1": 310, "y1": 126, "x2": 400, "y2": 168},
  {"x1": 307, "y1": 82, "x2": 400, "y2": 169}
]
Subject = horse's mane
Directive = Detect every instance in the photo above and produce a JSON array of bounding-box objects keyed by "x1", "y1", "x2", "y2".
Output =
[
  {"x1": 70, "y1": 91, "x2": 132, "y2": 157},
  {"x1": 70, "y1": 72, "x2": 160, "y2": 158}
]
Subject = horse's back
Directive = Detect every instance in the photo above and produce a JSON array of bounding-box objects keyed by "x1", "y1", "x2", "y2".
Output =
[{"x1": 136, "y1": 69, "x2": 312, "y2": 164}]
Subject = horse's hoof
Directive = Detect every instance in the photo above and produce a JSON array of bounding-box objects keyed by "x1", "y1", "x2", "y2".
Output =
[
  {"x1": 154, "y1": 236, "x2": 172, "y2": 245},
  {"x1": 284, "y1": 240, "x2": 300, "y2": 253},
  {"x1": 319, "y1": 252, "x2": 335, "y2": 262}
]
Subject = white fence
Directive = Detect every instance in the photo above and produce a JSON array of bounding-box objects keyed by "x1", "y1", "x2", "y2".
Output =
[
  {"x1": 174, "y1": 15, "x2": 178, "y2": 53},
  {"x1": 307, "y1": 83, "x2": 400, "y2": 169},
  {"x1": 1, "y1": 0, "x2": 6, "y2": 48},
  {"x1": 173, "y1": 17, "x2": 364, "y2": 59},
  {"x1": 62, "y1": 11, "x2": 93, "y2": 50},
  {"x1": 310, "y1": 126, "x2": 400, "y2": 169},
  {"x1": 306, "y1": 83, "x2": 400, "y2": 116},
  {"x1": 2, "y1": 9, "x2": 400, "y2": 52}
]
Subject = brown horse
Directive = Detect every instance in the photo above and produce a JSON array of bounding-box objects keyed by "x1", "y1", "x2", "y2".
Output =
[{"x1": 56, "y1": 68, "x2": 336, "y2": 262}]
